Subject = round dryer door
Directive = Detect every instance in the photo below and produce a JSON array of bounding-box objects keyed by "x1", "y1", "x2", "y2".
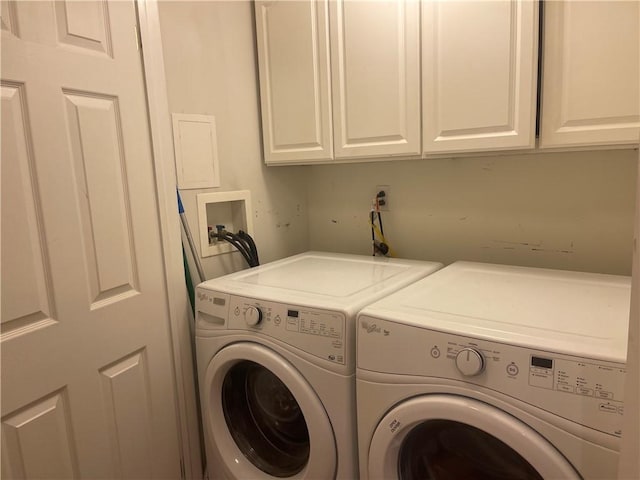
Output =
[
  {"x1": 202, "y1": 343, "x2": 337, "y2": 479},
  {"x1": 368, "y1": 395, "x2": 580, "y2": 480}
]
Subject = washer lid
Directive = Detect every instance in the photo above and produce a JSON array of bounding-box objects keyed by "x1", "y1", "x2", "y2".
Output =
[
  {"x1": 360, "y1": 261, "x2": 631, "y2": 362},
  {"x1": 197, "y1": 252, "x2": 442, "y2": 314}
]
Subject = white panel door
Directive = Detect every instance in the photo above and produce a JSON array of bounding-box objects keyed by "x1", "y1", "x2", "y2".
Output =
[
  {"x1": 540, "y1": 1, "x2": 640, "y2": 148},
  {"x1": 255, "y1": 0, "x2": 333, "y2": 165},
  {"x1": 1, "y1": 1, "x2": 182, "y2": 478},
  {"x1": 329, "y1": 0, "x2": 421, "y2": 159},
  {"x1": 422, "y1": 0, "x2": 538, "y2": 154}
]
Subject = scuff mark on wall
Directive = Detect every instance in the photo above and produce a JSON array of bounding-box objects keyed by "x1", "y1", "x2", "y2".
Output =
[
  {"x1": 487, "y1": 239, "x2": 575, "y2": 255},
  {"x1": 531, "y1": 248, "x2": 574, "y2": 254},
  {"x1": 493, "y1": 240, "x2": 543, "y2": 247},
  {"x1": 482, "y1": 161, "x2": 494, "y2": 171}
]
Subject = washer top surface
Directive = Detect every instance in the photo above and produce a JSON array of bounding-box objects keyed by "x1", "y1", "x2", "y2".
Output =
[
  {"x1": 359, "y1": 261, "x2": 631, "y2": 362},
  {"x1": 197, "y1": 251, "x2": 442, "y2": 314}
]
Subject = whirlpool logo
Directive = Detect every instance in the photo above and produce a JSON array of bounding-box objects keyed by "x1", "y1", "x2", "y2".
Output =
[{"x1": 361, "y1": 321, "x2": 390, "y2": 336}]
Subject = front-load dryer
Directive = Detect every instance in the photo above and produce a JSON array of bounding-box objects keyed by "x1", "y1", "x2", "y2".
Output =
[
  {"x1": 356, "y1": 261, "x2": 631, "y2": 480},
  {"x1": 195, "y1": 251, "x2": 442, "y2": 479}
]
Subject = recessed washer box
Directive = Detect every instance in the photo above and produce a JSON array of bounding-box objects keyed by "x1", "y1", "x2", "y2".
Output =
[{"x1": 197, "y1": 190, "x2": 253, "y2": 258}]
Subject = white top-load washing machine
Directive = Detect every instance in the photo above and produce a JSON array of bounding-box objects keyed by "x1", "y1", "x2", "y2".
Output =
[
  {"x1": 195, "y1": 251, "x2": 442, "y2": 480},
  {"x1": 356, "y1": 261, "x2": 631, "y2": 480}
]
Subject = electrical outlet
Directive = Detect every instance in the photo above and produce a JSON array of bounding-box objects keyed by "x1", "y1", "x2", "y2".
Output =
[{"x1": 374, "y1": 185, "x2": 390, "y2": 211}]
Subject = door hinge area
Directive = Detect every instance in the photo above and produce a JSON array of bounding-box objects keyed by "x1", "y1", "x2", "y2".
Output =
[
  {"x1": 179, "y1": 456, "x2": 186, "y2": 480},
  {"x1": 134, "y1": 24, "x2": 142, "y2": 51}
]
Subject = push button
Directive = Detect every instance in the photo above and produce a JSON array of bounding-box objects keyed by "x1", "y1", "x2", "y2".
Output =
[
  {"x1": 596, "y1": 390, "x2": 613, "y2": 400},
  {"x1": 506, "y1": 363, "x2": 519, "y2": 376},
  {"x1": 557, "y1": 384, "x2": 574, "y2": 393},
  {"x1": 599, "y1": 404, "x2": 618, "y2": 414},
  {"x1": 576, "y1": 387, "x2": 593, "y2": 396}
]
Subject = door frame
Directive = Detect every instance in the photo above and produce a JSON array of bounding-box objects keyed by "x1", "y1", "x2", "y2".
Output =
[{"x1": 136, "y1": 2, "x2": 202, "y2": 478}]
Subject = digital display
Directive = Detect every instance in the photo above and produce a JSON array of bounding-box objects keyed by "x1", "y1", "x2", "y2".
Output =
[
  {"x1": 531, "y1": 356, "x2": 553, "y2": 369},
  {"x1": 287, "y1": 310, "x2": 299, "y2": 318}
]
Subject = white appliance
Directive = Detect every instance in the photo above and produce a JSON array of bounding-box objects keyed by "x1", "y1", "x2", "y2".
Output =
[
  {"x1": 356, "y1": 261, "x2": 631, "y2": 480},
  {"x1": 195, "y1": 251, "x2": 442, "y2": 479}
]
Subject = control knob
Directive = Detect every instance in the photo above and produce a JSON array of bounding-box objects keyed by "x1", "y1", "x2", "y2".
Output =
[
  {"x1": 244, "y1": 306, "x2": 263, "y2": 327},
  {"x1": 455, "y1": 348, "x2": 485, "y2": 376}
]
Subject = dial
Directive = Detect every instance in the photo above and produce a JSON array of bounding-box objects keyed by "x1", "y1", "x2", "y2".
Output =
[
  {"x1": 455, "y1": 348, "x2": 485, "y2": 376},
  {"x1": 244, "y1": 306, "x2": 263, "y2": 327}
]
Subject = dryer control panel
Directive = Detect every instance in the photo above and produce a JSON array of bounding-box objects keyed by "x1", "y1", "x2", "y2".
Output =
[
  {"x1": 357, "y1": 315, "x2": 626, "y2": 437},
  {"x1": 197, "y1": 289, "x2": 347, "y2": 368}
]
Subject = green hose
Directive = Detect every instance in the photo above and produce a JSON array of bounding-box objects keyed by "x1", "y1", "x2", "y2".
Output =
[{"x1": 182, "y1": 246, "x2": 195, "y2": 315}]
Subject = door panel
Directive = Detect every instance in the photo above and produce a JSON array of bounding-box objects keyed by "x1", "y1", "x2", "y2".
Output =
[
  {"x1": 1, "y1": 1, "x2": 182, "y2": 478},
  {"x1": 330, "y1": 0, "x2": 421, "y2": 159},
  {"x1": 1, "y1": 1, "x2": 18, "y2": 35},
  {"x1": 2, "y1": 390, "x2": 78, "y2": 480},
  {"x1": 540, "y1": 1, "x2": 640, "y2": 147},
  {"x1": 54, "y1": 1, "x2": 112, "y2": 55},
  {"x1": 255, "y1": 0, "x2": 333, "y2": 164},
  {"x1": 64, "y1": 92, "x2": 139, "y2": 305},
  {"x1": 99, "y1": 351, "x2": 154, "y2": 479},
  {"x1": 1, "y1": 83, "x2": 56, "y2": 337},
  {"x1": 422, "y1": 0, "x2": 538, "y2": 153}
]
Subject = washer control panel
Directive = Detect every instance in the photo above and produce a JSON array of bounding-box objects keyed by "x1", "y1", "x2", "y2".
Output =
[
  {"x1": 357, "y1": 315, "x2": 627, "y2": 437},
  {"x1": 197, "y1": 289, "x2": 347, "y2": 366},
  {"x1": 528, "y1": 355, "x2": 624, "y2": 403}
]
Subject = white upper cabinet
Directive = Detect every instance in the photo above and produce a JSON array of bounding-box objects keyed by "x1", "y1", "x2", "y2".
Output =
[
  {"x1": 539, "y1": 1, "x2": 640, "y2": 148},
  {"x1": 329, "y1": 0, "x2": 421, "y2": 159},
  {"x1": 255, "y1": 0, "x2": 639, "y2": 165},
  {"x1": 255, "y1": 0, "x2": 333, "y2": 164},
  {"x1": 422, "y1": 0, "x2": 539, "y2": 154}
]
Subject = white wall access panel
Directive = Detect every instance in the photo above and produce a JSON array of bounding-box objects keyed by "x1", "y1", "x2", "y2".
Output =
[
  {"x1": 172, "y1": 113, "x2": 221, "y2": 189},
  {"x1": 329, "y1": 0, "x2": 421, "y2": 159},
  {"x1": 255, "y1": 0, "x2": 333, "y2": 164},
  {"x1": 539, "y1": 1, "x2": 640, "y2": 148},
  {"x1": 422, "y1": 0, "x2": 538, "y2": 154}
]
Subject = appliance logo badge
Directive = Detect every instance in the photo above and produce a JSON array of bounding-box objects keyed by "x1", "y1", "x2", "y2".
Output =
[{"x1": 361, "y1": 321, "x2": 390, "y2": 336}]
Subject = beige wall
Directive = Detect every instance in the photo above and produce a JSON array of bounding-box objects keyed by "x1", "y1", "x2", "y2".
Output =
[
  {"x1": 158, "y1": 1, "x2": 309, "y2": 279},
  {"x1": 308, "y1": 150, "x2": 638, "y2": 275},
  {"x1": 157, "y1": 1, "x2": 637, "y2": 280}
]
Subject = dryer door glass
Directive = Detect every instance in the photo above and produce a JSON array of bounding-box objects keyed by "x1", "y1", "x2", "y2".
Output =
[
  {"x1": 222, "y1": 360, "x2": 310, "y2": 477},
  {"x1": 398, "y1": 419, "x2": 543, "y2": 480}
]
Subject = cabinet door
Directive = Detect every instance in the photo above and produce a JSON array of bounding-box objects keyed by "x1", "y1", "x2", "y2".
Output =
[
  {"x1": 422, "y1": 0, "x2": 539, "y2": 154},
  {"x1": 329, "y1": 0, "x2": 421, "y2": 159},
  {"x1": 255, "y1": 0, "x2": 333, "y2": 164},
  {"x1": 540, "y1": 1, "x2": 640, "y2": 148}
]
